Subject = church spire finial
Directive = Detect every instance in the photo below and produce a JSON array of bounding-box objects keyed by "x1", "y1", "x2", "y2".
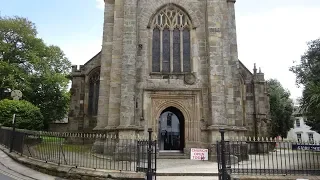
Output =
[{"x1": 253, "y1": 63, "x2": 257, "y2": 74}]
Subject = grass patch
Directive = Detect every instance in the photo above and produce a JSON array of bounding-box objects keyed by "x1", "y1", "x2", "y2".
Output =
[
  {"x1": 34, "y1": 143, "x2": 92, "y2": 153},
  {"x1": 40, "y1": 136, "x2": 65, "y2": 143}
]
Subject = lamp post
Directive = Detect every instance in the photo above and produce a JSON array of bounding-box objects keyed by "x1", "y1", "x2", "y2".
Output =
[{"x1": 9, "y1": 90, "x2": 22, "y2": 153}]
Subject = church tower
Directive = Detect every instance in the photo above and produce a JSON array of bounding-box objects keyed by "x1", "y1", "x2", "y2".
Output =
[{"x1": 67, "y1": 0, "x2": 270, "y2": 158}]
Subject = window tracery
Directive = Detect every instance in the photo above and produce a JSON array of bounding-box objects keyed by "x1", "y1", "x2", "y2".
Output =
[{"x1": 151, "y1": 5, "x2": 192, "y2": 73}]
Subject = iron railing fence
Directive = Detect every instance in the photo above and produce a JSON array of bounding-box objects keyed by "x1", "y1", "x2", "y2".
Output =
[
  {"x1": 217, "y1": 130, "x2": 320, "y2": 179},
  {"x1": 137, "y1": 140, "x2": 157, "y2": 174},
  {"x1": 0, "y1": 127, "x2": 25, "y2": 154},
  {"x1": 0, "y1": 126, "x2": 156, "y2": 175}
]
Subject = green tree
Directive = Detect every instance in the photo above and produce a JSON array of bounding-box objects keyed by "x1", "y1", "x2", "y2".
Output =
[
  {"x1": 0, "y1": 16, "x2": 71, "y2": 129},
  {"x1": 0, "y1": 99, "x2": 44, "y2": 130},
  {"x1": 267, "y1": 79, "x2": 294, "y2": 138},
  {"x1": 290, "y1": 38, "x2": 320, "y2": 133}
]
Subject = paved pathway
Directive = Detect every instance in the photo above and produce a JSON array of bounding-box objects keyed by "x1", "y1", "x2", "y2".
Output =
[
  {"x1": 0, "y1": 150, "x2": 61, "y2": 180},
  {"x1": 157, "y1": 159, "x2": 218, "y2": 174},
  {"x1": 157, "y1": 176, "x2": 219, "y2": 180},
  {"x1": 156, "y1": 159, "x2": 219, "y2": 180}
]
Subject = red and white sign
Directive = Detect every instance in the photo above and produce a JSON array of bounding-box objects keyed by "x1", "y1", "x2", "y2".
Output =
[{"x1": 190, "y1": 148, "x2": 208, "y2": 161}]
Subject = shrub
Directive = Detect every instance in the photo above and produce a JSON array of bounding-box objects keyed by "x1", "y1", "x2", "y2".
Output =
[{"x1": 0, "y1": 99, "x2": 44, "y2": 130}]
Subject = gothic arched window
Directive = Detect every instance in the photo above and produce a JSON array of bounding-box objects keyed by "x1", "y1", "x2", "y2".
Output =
[
  {"x1": 151, "y1": 5, "x2": 192, "y2": 73},
  {"x1": 88, "y1": 69, "x2": 100, "y2": 116},
  {"x1": 239, "y1": 78, "x2": 246, "y2": 126}
]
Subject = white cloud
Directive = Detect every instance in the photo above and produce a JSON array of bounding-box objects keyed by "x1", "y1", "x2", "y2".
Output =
[
  {"x1": 236, "y1": 6, "x2": 320, "y2": 99},
  {"x1": 96, "y1": 0, "x2": 105, "y2": 10}
]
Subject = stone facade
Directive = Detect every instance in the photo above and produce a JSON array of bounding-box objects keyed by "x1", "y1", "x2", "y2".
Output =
[
  {"x1": 68, "y1": 0, "x2": 270, "y2": 152},
  {"x1": 69, "y1": 52, "x2": 101, "y2": 132}
]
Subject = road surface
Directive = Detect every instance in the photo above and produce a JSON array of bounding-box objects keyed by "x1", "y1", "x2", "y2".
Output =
[
  {"x1": 0, "y1": 161, "x2": 35, "y2": 180},
  {"x1": 0, "y1": 149, "x2": 61, "y2": 180},
  {"x1": 0, "y1": 173, "x2": 15, "y2": 180}
]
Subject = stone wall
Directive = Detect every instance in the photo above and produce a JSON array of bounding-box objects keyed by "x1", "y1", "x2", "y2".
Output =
[
  {"x1": 238, "y1": 62, "x2": 270, "y2": 137},
  {"x1": 68, "y1": 52, "x2": 101, "y2": 132},
  {"x1": 48, "y1": 123, "x2": 68, "y2": 132}
]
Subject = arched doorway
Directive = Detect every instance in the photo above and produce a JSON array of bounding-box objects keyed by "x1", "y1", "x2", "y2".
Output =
[{"x1": 158, "y1": 106, "x2": 185, "y2": 152}]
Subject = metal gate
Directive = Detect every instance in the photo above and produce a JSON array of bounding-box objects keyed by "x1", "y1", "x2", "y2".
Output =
[
  {"x1": 217, "y1": 129, "x2": 231, "y2": 180},
  {"x1": 136, "y1": 128, "x2": 157, "y2": 180}
]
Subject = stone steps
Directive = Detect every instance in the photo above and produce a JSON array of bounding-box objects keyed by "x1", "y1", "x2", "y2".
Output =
[{"x1": 157, "y1": 152, "x2": 187, "y2": 159}]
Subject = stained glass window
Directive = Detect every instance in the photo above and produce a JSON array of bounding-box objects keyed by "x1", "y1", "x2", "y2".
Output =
[
  {"x1": 183, "y1": 29, "x2": 191, "y2": 72},
  {"x1": 152, "y1": 28, "x2": 160, "y2": 72},
  {"x1": 94, "y1": 81, "x2": 100, "y2": 115},
  {"x1": 88, "y1": 81, "x2": 94, "y2": 115},
  {"x1": 173, "y1": 28, "x2": 181, "y2": 72},
  {"x1": 88, "y1": 70, "x2": 100, "y2": 116},
  {"x1": 162, "y1": 29, "x2": 170, "y2": 73},
  {"x1": 151, "y1": 4, "x2": 192, "y2": 73}
]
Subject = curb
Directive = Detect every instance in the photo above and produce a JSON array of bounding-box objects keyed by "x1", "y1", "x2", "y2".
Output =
[{"x1": 0, "y1": 147, "x2": 145, "y2": 180}]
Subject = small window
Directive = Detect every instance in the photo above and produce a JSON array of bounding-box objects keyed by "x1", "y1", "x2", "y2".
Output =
[
  {"x1": 297, "y1": 133, "x2": 302, "y2": 143},
  {"x1": 296, "y1": 119, "x2": 300, "y2": 127},
  {"x1": 167, "y1": 113, "x2": 172, "y2": 127},
  {"x1": 308, "y1": 133, "x2": 314, "y2": 144}
]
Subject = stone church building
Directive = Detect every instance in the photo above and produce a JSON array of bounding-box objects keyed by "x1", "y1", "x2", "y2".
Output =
[{"x1": 68, "y1": 0, "x2": 270, "y2": 153}]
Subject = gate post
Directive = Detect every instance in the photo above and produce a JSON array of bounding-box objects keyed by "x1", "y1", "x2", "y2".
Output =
[
  {"x1": 147, "y1": 128, "x2": 153, "y2": 180},
  {"x1": 219, "y1": 128, "x2": 228, "y2": 180}
]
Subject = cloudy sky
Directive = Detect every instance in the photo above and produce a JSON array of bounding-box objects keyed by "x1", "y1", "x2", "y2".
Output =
[{"x1": 1, "y1": 0, "x2": 320, "y2": 100}]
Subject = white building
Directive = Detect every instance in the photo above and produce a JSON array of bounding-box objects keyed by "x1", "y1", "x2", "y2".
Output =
[{"x1": 286, "y1": 106, "x2": 320, "y2": 144}]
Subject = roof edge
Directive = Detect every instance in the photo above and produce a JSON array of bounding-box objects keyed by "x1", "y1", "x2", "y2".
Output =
[
  {"x1": 238, "y1": 59, "x2": 253, "y2": 75},
  {"x1": 83, "y1": 51, "x2": 102, "y2": 66}
]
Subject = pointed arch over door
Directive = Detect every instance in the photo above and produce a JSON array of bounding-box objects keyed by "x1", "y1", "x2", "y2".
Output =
[
  {"x1": 158, "y1": 106, "x2": 185, "y2": 151},
  {"x1": 150, "y1": 4, "x2": 193, "y2": 73}
]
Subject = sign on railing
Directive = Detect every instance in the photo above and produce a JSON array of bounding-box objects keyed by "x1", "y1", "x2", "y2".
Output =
[
  {"x1": 190, "y1": 148, "x2": 208, "y2": 161},
  {"x1": 217, "y1": 131, "x2": 320, "y2": 177},
  {"x1": 292, "y1": 144, "x2": 320, "y2": 151}
]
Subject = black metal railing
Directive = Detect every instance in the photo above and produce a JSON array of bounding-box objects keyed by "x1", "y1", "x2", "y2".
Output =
[
  {"x1": 217, "y1": 129, "x2": 320, "y2": 179},
  {"x1": 0, "y1": 126, "x2": 157, "y2": 179},
  {"x1": 0, "y1": 127, "x2": 25, "y2": 154}
]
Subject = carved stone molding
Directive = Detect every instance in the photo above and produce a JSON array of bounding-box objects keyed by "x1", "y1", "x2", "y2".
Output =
[
  {"x1": 152, "y1": 97, "x2": 193, "y2": 121},
  {"x1": 147, "y1": 91, "x2": 201, "y2": 142},
  {"x1": 184, "y1": 73, "x2": 196, "y2": 85}
]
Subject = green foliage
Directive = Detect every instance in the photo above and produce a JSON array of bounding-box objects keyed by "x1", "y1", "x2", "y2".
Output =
[
  {"x1": 267, "y1": 79, "x2": 294, "y2": 138},
  {"x1": 0, "y1": 99, "x2": 43, "y2": 130},
  {"x1": 290, "y1": 38, "x2": 320, "y2": 133},
  {"x1": 0, "y1": 16, "x2": 71, "y2": 129}
]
